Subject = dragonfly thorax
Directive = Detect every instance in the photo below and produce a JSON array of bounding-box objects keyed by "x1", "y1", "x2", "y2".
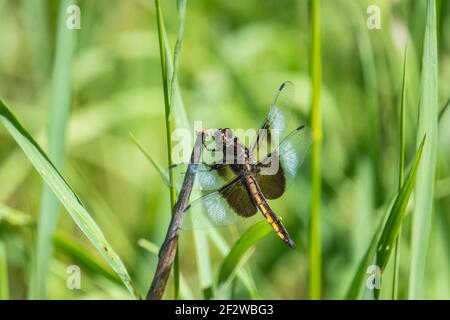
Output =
[
  {"x1": 214, "y1": 128, "x2": 233, "y2": 147},
  {"x1": 213, "y1": 128, "x2": 246, "y2": 166}
]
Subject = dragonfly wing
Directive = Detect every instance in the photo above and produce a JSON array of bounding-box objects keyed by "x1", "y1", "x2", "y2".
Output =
[
  {"x1": 169, "y1": 163, "x2": 236, "y2": 191},
  {"x1": 220, "y1": 179, "x2": 258, "y2": 218},
  {"x1": 255, "y1": 157, "x2": 286, "y2": 199},
  {"x1": 256, "y1": 125, "x2": 312, "y2": 197},
  {"x1": 182, "y1": 176, "x2": 258, "y2": 229},
  {"x1": 250, "y1": 81, "x2": 294, "y2": 159},
  {"x1": 278, "y1": 125, "x2": 312, "y2": 183}
]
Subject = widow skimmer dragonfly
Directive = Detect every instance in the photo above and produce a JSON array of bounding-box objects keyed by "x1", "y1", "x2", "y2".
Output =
[{"x1": 171, "y1": 81, "x2": 311, "y2": 248}]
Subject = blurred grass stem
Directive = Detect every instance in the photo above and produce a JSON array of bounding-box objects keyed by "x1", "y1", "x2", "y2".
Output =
[
  {"x1": 392, "y1": 47, "x2": 407, "y2": 299},
  {"x1": 31, "y1": 0, "x2": 76, "y2": 299},
  {"x1": 309, "y1": 0, "x2": 322, "y2": 300}
]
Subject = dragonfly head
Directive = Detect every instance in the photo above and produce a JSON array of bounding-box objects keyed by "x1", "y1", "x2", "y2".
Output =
[{"x1": 214, "y1": 128, "x2": 233, "y2": 148}]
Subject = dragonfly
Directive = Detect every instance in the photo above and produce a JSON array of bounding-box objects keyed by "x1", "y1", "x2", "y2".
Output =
[{"x1": 171, "y1": 81, "x2": 312, "y2": 248}]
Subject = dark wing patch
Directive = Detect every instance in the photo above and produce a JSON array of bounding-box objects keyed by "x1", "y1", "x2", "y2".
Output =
[
  {"x1": 256, "y1": 153, "x2": 286, "y2": 199},
  {"x1": 219, "y1": 180, "x2": 257, "y2": 217},
  {"x1": 213, "y1": 163, "x2": 236, "y2": 181},
  {"x1": 256, "y1": 125, "x2": 312, "y2": 192}
]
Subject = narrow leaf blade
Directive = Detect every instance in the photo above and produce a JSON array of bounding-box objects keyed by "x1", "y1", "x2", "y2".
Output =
[
  {"x1": 129, "y1": 133, "x2": 170, "y2": 187},
  {"x1": 376, "y1": 136, "x2": 426, "y2": 271},
  {"x1": 218, "y1": 221, "x2": 272, "y2": 286},
  {"x1": 54, "y1": 232, "x2": 122, "y2": 285},
  {"x1": 346, "y1": 136, "x2": 426, "y2": 299},
  {"x1": 0, "y1": 242, "x2": 9, "y2": 300},
  {"x1": 0, "y1": 99, "x2": 140, "y2": 299},
  {"x1": 409, "y1": 0, "x2": 438, "y2": 299}
]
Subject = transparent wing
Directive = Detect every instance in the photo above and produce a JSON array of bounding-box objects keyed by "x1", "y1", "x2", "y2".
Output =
[
  {"x1": 169, "y1": 162, "x2": 237, "y2": 191},
  {"x1": 182, "y1": 177, "x2": 259, "y2": 229},
  {"x1": 256, "y1": 125, "x2": 312, "y2": 198},
  {"x1": 250, "y1": 81, "x2": 295, "y2": 161},
  {"x1": 278, "y1": 125, "x2": 312, "y2": 183}
]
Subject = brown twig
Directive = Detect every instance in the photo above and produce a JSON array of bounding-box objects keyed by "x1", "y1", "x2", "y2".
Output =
[{"x1": 146, "y1": 130, "x2": 206, "y2": 300}]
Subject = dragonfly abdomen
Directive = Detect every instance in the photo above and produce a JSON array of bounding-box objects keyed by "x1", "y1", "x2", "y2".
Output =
[{"x1": 244, "y1": 173, "x2": 296, "y2": 249}]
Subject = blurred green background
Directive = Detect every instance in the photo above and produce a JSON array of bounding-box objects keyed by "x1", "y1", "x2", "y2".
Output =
[{"x1": 0, "y1": 0, "x2": 449, "y2": 300}]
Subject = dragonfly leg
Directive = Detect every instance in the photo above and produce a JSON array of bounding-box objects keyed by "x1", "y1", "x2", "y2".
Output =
[
  {"x1": 207, "y1": 162, "x2": 227, "y2": 171},
  {"x1": 202, "y1": 141, "x2": 218, "y2": 152}
]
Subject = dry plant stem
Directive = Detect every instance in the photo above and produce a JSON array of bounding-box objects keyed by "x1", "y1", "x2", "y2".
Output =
[{"x1": 146, "y1": 131, "x2": 205, "y2": 300}]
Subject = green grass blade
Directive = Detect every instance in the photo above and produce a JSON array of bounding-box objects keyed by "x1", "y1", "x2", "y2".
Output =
[
  {"x1": 399, "y1": 48, "x2": 408, "y2": 193},
  {"x1": 346, "y1": 136, "x2": 425, "y2": 300},
  {"x1": 0, "y1": 204, "x2": 33, "y2": 226},
  {"x1": 207, "y1": 228, "x2": 260, "y2": 299},
  {"x1": 156, "y1": 4, "x2": 180, "y2": 299},
  {"x1": 169, "y1": 0, "x2": 187, "y2": 108},
  {"x1": 154, "y1": 0, "x2": 179, "y2": 299},
  {"x1": 376, "y1": 136, "x2": 426, "y2": 272},
  {"x1": 438, "y1": 98, "x2": 450, "y2": 122},
  {"x1": 194, "y1": 230, "x2": 213, "y2": 299},
  {"x1": 218, "y1": 221, "x2": 272, "y2": 287},
  {"x1": 346, "y1": 0, "x2": 380, "y2": 172},
  {"x1": 138, "y1": 238, "x2": 160, "y2": 255},
  {"x1": 0, "y1": 241, "x2": 9, "y2": 300},
  {"x1": 392, "y1": 47, "x2": 408, "y2": 299},
  {"x1": 23, "y1": 0, "x2": 50, "y2": 82},
  {"x1": 154, "y1": 0, "x2": 175, "y2": 197},
  {"x1": 32, "y1": 0, "x2": 76, "y2": 299},
  {"x1": 0, "y1": 100, "x2": 140, "y2": 299},
  {"x1": 153, "y1": 0, "x2": 217, "y2": 300},
  {"x1": 345, "y1": 207, "x2": 389, "y2": 299},
  {"x1": 309, "y1": 0, "x2": 322, "y2": 300},
  {"x1": 54, "y1": 232, "x2": 122, "y2": 285},
  {"x1": 129, "y1": 132, "x2": 170, "y2": 187},
  {"x1": 409, "y1": 0, "x2": 439, "y2": 299},
  {"x1": 0, "y1": 93, "x2": 164, "y2": 203},
  {"x1": 153, "y1": 0, "x2": 193, "y2": 299}
]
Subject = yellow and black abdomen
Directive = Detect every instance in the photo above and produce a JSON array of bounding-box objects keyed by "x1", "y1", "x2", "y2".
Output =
[{"x1": 244, "y1": 172, "x2": 296, "y2": 248}]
